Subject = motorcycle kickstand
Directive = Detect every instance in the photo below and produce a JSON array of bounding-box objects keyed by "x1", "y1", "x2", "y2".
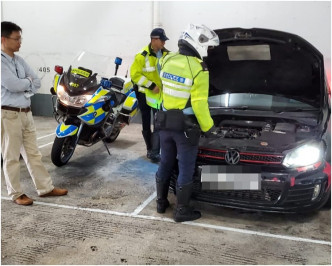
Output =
[{"x1": 102, "y1": 140, "x2": 111, "y2": 156}]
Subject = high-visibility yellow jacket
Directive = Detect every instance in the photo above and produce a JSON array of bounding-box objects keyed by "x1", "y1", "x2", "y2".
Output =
[
  {"x1": 130, "y1": 44, "x2": 168, "y2": 109},
  {"x1": 160, "y1": 52, "x2": 214, "y2": 132}
]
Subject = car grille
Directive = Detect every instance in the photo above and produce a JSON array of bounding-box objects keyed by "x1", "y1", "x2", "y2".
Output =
[
  {"x1": 284, "y1": 185, "x2": 316, "y2": 204},
  {"x1": 197, "y1": 148, "x2": 284, "y2": 165},
  {"x1": 192, "y1": 182, "x2": 282, "y2": 204}
]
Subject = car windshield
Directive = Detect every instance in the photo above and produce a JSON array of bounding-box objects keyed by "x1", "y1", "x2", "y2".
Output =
[{"x1": 208, "y1": 93, "x2": 319, "y2": 111}]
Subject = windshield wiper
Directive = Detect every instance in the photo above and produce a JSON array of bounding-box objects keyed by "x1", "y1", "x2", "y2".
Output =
[
  {"x1": 210, "y1": 106, "x2": 251, "y2": 110},
  {"x1": 210, "y1": 106, "x2": 317, "y2": 112},
  {"x1": 279, "y1": 108, "x2": 318, "y2": 112},
  {"x1": 211, "y1": 106, "x2": 271, "y2": 111}
]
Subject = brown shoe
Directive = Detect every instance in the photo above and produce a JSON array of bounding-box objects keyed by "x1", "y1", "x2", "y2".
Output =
[
  {"x1": 14, "y1": 194, "x2": 33, "y2": 205},
  {"x1": 40, "y1": 188, "x2": 68, "y2": 197}
]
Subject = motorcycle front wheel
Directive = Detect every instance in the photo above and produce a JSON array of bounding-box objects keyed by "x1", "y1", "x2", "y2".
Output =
[
  {"x1": 51, "y1": 136, "x2": 77, "y2": 166},
  {"x1": 104, "y1": 128, "x2": 121, "y2": 143}
]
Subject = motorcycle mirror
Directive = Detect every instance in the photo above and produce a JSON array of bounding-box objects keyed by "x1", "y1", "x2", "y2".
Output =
[
  {"x1": 114, "y1": 57, "x2": 122, "y2": 76},
  {"x1": 114, "y1": 57, "x2": 122, "y2": 66},
  {"x1": 54, "y1": 65, "x2": 63, "y2": 75}
]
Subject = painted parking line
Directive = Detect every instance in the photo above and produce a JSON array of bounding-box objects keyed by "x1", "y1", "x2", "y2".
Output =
[
  {"x1": 37, "y1": 132, "x2": 55, "y2": 140},
  {"x1": 131, "y1": 191, "x2": 157, "y2": 215},
  {"x1": 37, "y1": 132, "x2": 55, "y2": 149},
  {"x1": 38, "y1": 142, "x2": 54, "y2": 149},
  {"x1": 1, "y1": 196, "x2": 330, "y2": 246}
]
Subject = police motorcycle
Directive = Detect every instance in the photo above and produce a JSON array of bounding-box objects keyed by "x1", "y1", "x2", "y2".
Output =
[{"x1": 50, "y1": 52, "x2": 138, "y2": 166}]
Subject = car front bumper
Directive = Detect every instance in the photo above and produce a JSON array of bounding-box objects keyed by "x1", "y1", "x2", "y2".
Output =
[{"x1": 170, "y1": 162, "x2": 331, "y2": 213}]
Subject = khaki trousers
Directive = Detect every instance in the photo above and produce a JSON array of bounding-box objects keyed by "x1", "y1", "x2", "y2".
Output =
[{"x1": 1, "y1": 110, "x2": 54, "y2": 200}]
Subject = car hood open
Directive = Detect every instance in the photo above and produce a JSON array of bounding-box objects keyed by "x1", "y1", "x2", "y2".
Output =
[{"x1": 205, "y1": 28, "x2": 325, "y2": 108}]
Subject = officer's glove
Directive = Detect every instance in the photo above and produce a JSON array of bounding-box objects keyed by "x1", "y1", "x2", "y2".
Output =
[{"x1": 203, "y1": 125, "x2": 222, "y2": 138}]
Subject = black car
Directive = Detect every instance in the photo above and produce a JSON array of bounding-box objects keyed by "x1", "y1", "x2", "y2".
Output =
[{"x1": 171, "y1": 28, "x2": 331, "y2": 213}]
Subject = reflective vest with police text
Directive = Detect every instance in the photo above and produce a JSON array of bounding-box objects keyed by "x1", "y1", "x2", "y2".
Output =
[{"x1": 160, "y1": 52, "x2": 214, "y2": 132}]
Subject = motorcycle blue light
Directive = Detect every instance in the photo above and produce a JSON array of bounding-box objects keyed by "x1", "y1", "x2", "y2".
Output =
[
  {"x1": 100, "y1": 79, "x2": 112, "y2": 88},
  {"x1": 115, "y1": 57, "x2": 122, "y2": 65}
]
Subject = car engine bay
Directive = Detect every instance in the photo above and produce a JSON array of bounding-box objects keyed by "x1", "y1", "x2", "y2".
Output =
[{"x1": 216, "y1": 120, "x2": 312, "y2": 140}]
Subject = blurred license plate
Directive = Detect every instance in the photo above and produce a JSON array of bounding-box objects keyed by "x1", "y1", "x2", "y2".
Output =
[{"x1": 201, "y1": 165, "x2": 261, "y2": 190}]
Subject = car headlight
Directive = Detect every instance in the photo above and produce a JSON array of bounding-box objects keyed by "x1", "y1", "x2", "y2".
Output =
[
  {"x1": 282, "y1": 141, "x2": 324, "y2": 168},
  {"x1": 57, "y1": 85, "x2": 93, "y2": 108}
]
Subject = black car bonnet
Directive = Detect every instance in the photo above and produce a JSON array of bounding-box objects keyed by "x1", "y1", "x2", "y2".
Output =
[{"x1": 205, "y1": 28, "x2": 325, "y2": 108}]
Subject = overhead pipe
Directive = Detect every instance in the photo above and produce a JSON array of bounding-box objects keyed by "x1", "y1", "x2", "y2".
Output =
[{"x1": 152, "y1": 1, "x2": 162, "y2": 29}]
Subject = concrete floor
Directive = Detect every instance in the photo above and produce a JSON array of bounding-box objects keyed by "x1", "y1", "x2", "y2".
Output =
[{"x1": 1, "y1": 116, "x2": 331, "y2": 265}]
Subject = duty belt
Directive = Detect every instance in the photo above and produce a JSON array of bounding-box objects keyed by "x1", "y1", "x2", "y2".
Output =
[{"x1": 1, "y1": 106, "x2": 31, "y2": 113}]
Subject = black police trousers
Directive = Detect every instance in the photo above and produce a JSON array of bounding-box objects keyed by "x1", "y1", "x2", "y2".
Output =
[
  {"x1": 137, "y1": 90, "x2": 158, "y2": 132},
  {"x1": 156, "y1": 130, "x2": 198, "y2": 186}
]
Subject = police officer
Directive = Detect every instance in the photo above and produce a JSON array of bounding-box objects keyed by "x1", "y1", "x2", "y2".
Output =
[
  {"x1": 130, "y1": 28, "x2": 169, "y2": 163},
  {"x1": 155, "y1": 24, "x2": 220, "y2": 222}
]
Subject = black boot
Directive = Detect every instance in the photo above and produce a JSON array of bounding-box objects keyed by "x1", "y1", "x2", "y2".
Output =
[
  {"x1": 156, "y1": 175, "x2": 170, "y2": 213},
  {"x1": 174, "y1": 183, "x2": 201, "y2": 222},
  {"x1": 149, "y1": 131, "x2": 160, "y2": 163},
  {"x1": 142, "y1": 130, "x2": 152, "y2": 158}
]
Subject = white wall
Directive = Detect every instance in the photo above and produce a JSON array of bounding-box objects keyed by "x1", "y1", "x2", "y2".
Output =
[{"x1": 1, "y1": 0, "x2": 331, "y2": 94}]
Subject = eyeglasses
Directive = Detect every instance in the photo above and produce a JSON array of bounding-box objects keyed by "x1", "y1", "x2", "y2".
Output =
[{"x1": 6, "y1": 37, "x2": 22, "y2": 42}]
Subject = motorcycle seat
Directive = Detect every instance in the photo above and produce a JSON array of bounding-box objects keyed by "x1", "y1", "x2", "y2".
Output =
[{"x1": 109, "y1": 77, "x2": 124, "y2": 91}]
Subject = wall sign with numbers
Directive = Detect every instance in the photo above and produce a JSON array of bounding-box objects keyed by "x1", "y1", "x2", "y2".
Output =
[{"x1": 39, "y1": 67, "x2": 50, "y2": 73}]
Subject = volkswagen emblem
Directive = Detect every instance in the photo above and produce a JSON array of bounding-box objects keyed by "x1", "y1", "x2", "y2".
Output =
[{"x1": 225, "y1": 149, "x2": 240, "y2": 165}]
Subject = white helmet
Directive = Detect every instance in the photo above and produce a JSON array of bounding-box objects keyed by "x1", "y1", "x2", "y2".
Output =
[{"x1": 179, "y1": 24, "x2": 220, "y2": 59}]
